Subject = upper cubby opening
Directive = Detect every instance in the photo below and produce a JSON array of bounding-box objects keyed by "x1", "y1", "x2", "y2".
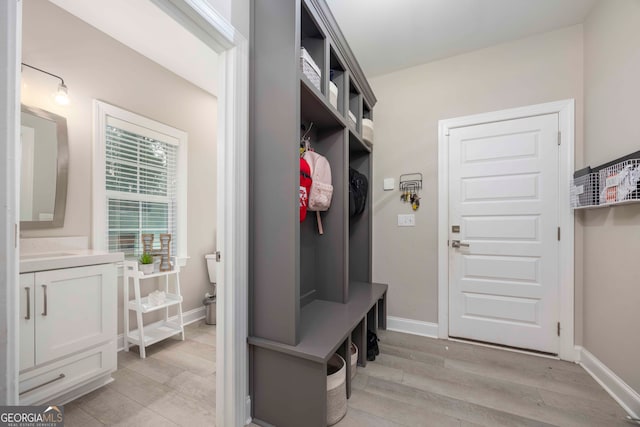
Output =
[
  {"x1": 300, "y1": 4, "x2": 325, "y2": 95},
  {"x1": 329, "y1": 47, "x2": 345, "y2": 115},
  {"x1": 363, "y1": 102, "x2": 372, "y2": 120},
  {"x1": 349, "y1": 80, "x2": 361, "y2": 132}
]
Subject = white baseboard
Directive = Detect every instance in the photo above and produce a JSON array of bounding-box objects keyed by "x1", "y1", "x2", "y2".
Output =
[
  {"x1": 117, "y1": 306, "x2": 207, "y2": 351},
  {"x1": 576, "y1": 346, "x2": 640, "y2": 419},
  {"x1": 387, "y1": 316, "x2": 439, "y2": 338}
]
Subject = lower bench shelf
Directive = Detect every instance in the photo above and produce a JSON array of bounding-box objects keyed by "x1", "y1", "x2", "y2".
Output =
[{"x1": 249, "y1": 281, "x2": 388, "y2": 427}]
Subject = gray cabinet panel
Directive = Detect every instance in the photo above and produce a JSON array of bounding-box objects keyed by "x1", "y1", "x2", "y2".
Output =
[
  {"x1": 252, "y1": 347, "x2": 326, "y2": 427},
  {"x1": 251, "y1": 0, "x2": 301, "y2": 345}
]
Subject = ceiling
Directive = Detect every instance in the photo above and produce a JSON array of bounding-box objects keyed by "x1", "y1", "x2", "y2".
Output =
[
  {"x1": 325, "y1": 0, "x2": 598, "y2": 77},
  {"x1": 49, "y1": 0, "x2": 218, "y2": 96}
]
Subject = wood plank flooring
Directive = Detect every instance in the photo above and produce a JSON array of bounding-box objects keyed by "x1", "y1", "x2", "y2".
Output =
[
  {"x1": 66, "y1": 323, "x2": 630, "y2": 426},
  {"x1": 335, "y1": 330, "x2": 631, "y2": 427},
  {"x1": 64, "y1": 321, "x2": 218, "y2": 426}
]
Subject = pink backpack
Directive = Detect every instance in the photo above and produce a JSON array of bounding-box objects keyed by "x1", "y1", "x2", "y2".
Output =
[{"x1": 303, "y1": 150, "x2": 333, "y2": 234}]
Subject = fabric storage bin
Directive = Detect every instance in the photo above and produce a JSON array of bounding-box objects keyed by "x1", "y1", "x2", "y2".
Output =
[
  {"x1": 329, "y1": 81, "x2": 339, "y2": 109},
  {"x1": 348, "y1": 111, "x2": 357, "y2": 128},
  {"x1": 362, "y1": 119, "x2": 374, "y2": 145},
  {"x1": 350, "y1": 343, "x2": 358, "y2": 379},
  {"x1": 327, "y1": 354, "x2": 347, "y2": 425},
  {"x1": 300, "y1": 48, "x2": 321, "y2": 91}
]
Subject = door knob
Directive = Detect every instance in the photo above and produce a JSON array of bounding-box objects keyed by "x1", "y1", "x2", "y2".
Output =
[{"x1": 451, "y1": 240, "x2": 470, "y2": 248}]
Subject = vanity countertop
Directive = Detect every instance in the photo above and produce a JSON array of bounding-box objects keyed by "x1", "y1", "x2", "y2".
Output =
[{"x1": 20, "y1": 249, "x2": 124, "y2": 273}]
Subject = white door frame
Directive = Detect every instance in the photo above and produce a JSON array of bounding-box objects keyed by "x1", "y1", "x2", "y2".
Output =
[
  {"x1": 0, "y1": 0, "x2": 22, "y2": 406},
  {"x1": 437, "y1": 99, "x2": 576, "y2": 362},
  {"x1": 0, "y1": 1, "x2": 251, "y2": 425}
]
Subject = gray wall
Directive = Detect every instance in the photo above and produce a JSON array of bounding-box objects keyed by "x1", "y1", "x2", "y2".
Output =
[
  {"x1": 582, "y1": 0, "x2": 640, "y2": 394},
  {"x1": 21, "y1": 1, "x2": 218, "y2": 332},
  {"x1": 368, "y1": 25, "x2": 584, "y2": 326}
]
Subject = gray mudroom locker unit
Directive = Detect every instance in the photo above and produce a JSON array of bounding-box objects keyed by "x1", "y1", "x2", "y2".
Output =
[{"x1": 248, "y1": 0, "x2": 388, "y2": 426}]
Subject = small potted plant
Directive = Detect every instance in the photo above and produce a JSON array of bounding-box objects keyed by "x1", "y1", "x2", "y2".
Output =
[{"x1": 139, "y1": 253, "x2": 155, "y2": 275}]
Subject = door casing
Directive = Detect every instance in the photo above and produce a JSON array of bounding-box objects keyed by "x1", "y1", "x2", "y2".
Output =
[{"x1": 438, "y1": 100, "x2": 576, "y2": 361}]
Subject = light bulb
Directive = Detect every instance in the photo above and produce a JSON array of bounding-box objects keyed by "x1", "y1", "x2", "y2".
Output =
[{"x1": 54, "y1": 83, "x2": 69, "y2": 105}]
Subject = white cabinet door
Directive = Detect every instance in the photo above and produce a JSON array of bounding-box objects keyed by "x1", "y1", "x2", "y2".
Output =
[
  {"x1": 20, "y1": 273, "x2": 35, "y2": 371},
  {"x1": 34, "y1": 264, "x2": 116, "y2": 365}
]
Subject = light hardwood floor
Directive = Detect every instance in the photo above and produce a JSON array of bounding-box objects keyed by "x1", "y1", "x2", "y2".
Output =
[
  {"x1": 66, "y1": 323, "x2": 630, "y2": 426},
  {"x1": 64, "y1": 321, "x2": 218, "y2": 426},
  {"x1": 335, "y1": 330, "x2": 631, "y2": 427}
]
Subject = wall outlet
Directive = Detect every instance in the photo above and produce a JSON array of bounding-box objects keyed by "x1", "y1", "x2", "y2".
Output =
[{"x1": 397, "y1": 214, "x2": 415, "y2": 227}]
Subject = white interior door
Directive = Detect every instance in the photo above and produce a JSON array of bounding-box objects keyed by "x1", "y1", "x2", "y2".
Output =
[{"x1": 448, "y1": 114, "x2": 560, "y2": 354}]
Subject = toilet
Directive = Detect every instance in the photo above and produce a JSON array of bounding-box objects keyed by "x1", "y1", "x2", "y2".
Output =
[
  {"x1": 205, "y1": 253, "x2": 217, "y2": 286},
  {"x1": 204, "y1": 254, "x2": 217, "y2": 325}
]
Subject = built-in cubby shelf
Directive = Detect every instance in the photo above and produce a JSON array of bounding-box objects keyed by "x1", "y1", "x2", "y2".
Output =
[
  {"x1": 329, "y1": 46, "x2": 346, "y2": 116},
  {"x1": 349, "y1": 128, "x2": 370, "y2": 153},
  {"x1": 300, "y1": 76, "x2": 345, "y2": 128},
  {"x1": 249, "y1": 282, "x2": 387, "y2": 363},
  {"x1": 251, "y1": 0, "x2": 381, "y2": 425},
  {"x1": 363, "y1": 101, "x2": 372, "y2": 120},
  {"x1": 301, "y1": 3, "x2": 325, "y2": 95}
]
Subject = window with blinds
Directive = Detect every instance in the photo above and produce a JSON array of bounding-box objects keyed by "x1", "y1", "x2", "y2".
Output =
[{"x1": 105, "y1": 117, "x2": 179, "y2": 258}]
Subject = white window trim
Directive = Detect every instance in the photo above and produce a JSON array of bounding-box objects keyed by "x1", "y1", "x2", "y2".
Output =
[{"x1": 92, "y1": 100, "x2": 188, "y2": 264}]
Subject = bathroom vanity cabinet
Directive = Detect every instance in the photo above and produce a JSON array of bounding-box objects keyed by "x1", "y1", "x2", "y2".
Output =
[{"x1": 19, "y1": 252, "x2": 120, "y2": 405}]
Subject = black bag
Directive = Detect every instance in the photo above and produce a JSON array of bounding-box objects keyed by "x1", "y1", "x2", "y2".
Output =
[
  {"x1": 349, "y1": 167, "x2": 368, "y2": 216},
  {"x1": 366, "y1": 330, "x2": 380, "y2": 361}
]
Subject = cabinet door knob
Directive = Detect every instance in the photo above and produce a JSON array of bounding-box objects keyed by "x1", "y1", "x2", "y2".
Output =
[
  {"x1": 24, "y1": 287, "x2": 30, "y2": 320},
  {"x1": 41, "y1": 284, "x2": 48, "y2": 316}
]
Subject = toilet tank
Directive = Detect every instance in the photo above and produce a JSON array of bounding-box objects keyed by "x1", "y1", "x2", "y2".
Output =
[{"x1": 205, "y1": 253, "x2": 217, "y2": 284}]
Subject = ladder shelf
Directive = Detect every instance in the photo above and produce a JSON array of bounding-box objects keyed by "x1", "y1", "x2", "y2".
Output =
[{"x1": 123, "y1": 257, "x2": 185, "y2": 358}]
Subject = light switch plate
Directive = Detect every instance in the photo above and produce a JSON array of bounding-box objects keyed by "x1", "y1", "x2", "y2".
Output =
[
  {"x1": 397, "y1": 214, "x2": 415, "y2": 227},
  {"x1": 383, "y1": 178, "x2": 395, "y2": 191}
]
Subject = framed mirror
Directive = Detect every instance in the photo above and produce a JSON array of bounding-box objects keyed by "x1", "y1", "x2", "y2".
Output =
[{"x1": 20, "y1": 105, "x2": 69, "y2": 229}]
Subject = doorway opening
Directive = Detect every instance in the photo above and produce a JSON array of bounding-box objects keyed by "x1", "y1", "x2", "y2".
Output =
[{"x1": 1, "y1": 1, "x2": 249, "y2": 425}]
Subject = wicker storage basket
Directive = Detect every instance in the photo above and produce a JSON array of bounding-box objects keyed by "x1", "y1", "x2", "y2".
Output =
[
  {"x1": 327, "y1": 354, "x2": 347, "y2": 425},
  {"x1": 350, "y1": 343, "x2": 358, "y2": 379}
]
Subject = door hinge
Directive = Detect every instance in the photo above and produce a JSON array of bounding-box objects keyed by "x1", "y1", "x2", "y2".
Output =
[
  {"x1": 557, "y1": 322, "x2": 561, "y2": 336},
  {"x1": 557, "y1": 131, "x2": 561, "y2": 146},
  {"x1": 215, "y1": 251, "x2": 221, "y2": 262},
  {"x1": 557, "y1": 227, "x2": 561, "y2": 241}
]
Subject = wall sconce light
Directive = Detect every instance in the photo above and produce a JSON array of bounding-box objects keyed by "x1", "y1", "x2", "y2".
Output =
[{"x1": 21, "y1": 62, "x2": 70, "y2": 106}]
